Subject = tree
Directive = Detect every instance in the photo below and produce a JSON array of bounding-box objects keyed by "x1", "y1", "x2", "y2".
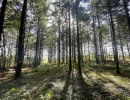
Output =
[
  {"x1": 15, "y1": 0, "x2": 27, "y2": 78},
  {"x1": 76, "y1": 0, "x2": 81, "y2": 74},
  {"x1": 0, "y1": 0, "x2": 7, "y2": 41},
  {"x1": 122, "y1": 0, "x2": 130, "y2": 35},
  {"x1": 107, "y1": 0, "x2": 120, "y2": 74},
  {"x1": 68, "y1": 0, "x2": 72, "y2": 73}
]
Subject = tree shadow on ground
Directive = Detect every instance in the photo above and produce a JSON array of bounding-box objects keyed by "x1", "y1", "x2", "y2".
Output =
[
  {"x1": 85, "y1": 61, "x2": 130, "y2": 79},
  {"x1": 96, "y1": 73, "x2": 130, "y2": 96},
  {"x1": 59, "y1": 71, "x2": 120, "y2": 100},
  {"x1": 73, "y1": 73, "x2": 94, "y2": 100},
  {"x1": 0, "y1": 65, "x2": 65, "y2": 100},
  {"x1": 60, "y1": 72, "x2": 71, "y2": 100}
]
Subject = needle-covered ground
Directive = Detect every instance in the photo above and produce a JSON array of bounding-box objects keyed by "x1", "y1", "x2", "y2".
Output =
[{"x1": 0, "y1": 62, "x2": 130, "y2": 100}]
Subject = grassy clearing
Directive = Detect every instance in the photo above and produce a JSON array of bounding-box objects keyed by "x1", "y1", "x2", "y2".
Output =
[
  {"x1": 82, "y1": 61, "x2": 130, "y2": 100},
  {"x1": 0, "y1": 62, "x2": 130, "y2": 100},
  {"x1": 0, "y1": 64, "x2": 67, "y2": 100}
]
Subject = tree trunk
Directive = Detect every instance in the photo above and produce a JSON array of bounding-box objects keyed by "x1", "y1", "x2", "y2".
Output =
[
  {"x1": 76, "y1": 0, "x2": 81, "y2": 74},
  {"x1": 68, "y1": 0, "x2": 72, "y2": 73},
  {"x1": 3, "y1": 31, "x2": 6, "y2": 70},
  {"x1": 107, "y1": 0, "x2": 120, "y2": 74},
  {"x1": 58, "y1": 15, "x2": 61, "y2": 66},
  {"x1": 34, "y1": 18, "x2": 40, "y2": 67},
  {"x1": 118, "y1": 26, "x2": 125, "y2": 61},
  {"x1": 62, "y1": 27, "x2": 65, "y2": 64},
  {"x1": 88, "y1": 37, "x2": 90, "y2": 62},
  {"x1": 66, "y1": 24, "x2": 68, "y2": 65},
  {"x1": 15, "y1": 0, "x2": 27, "y2": 78},
  {"x1": 97, "y1": 10, "x2": 105, "y2": 63},
  {"x1": 93, "y1": 15, "x2": 99, "y2": 65},
  {"x1": 0, "y1": 0, "x2": 7, "y2": 41},
  {"x1": 73, "y1": 23, "x2": 76, "y2": 66},
  {"x1": 126, "y1": 39, "x2": 130, "y2": 59},
  {"x1": 123, "y1": 0, "x2": 130, "y2": 35}
]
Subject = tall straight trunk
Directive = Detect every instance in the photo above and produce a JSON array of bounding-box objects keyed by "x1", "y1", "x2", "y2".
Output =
[
  {"x1": 15, "y1": 36, "x2": 19, "y2": 64},
  {"x1": 87, "y1": 37, "x2": 90, "y2": 62},
  {"x1": 126, "y1": 39, "x2": 130, "y2": 58},
  {"x1": 109, "y1": 19, "x2": 115, "y2": 60},
  {"x1": 54, "y1": 41, "x2": 57, "y2": 64},
  {"x1": 7, "y1": 42, "x2": 11, "y2": 67},
  {"x1": 93, "y1": 15, "x2": 99, "y2": 65},
  {"x1": 73, "y1": 24, "x2": 76, "y2": 65},
  {"x1": 3, "y1": 31, "x2": 6, "y2": 70},
  {"x1": 57, "y1": 38, "x2": 59, "y2": 64},
  {"x1": 34, "y1": 18, "x2": 40, "y2": 67},
  {"x1": 48, "y1": 41, "x2": 53, "y2": 63},
  {"x1": 58, "y1": 15, "x2": 61, "y2": 66},
  {"x1": 68, "y1": 0, "x2": 72, "y2": 73},
  {"x1": 76, "y1": 0, "x2": 81, "y2": 74},
  {"x1": 0, "y1": 0, "x2": 7, "y2": 41},
  {"x1": 66, "y1": 23, "x2": 68, "y2": 65},
  {"x1": 97, "y1": 11, "x2": 105, "y2": 63},
  {"x1": 62, "y1": 27, "x2": 65, "y2": 64},
  {"x1": 123, "y1": 0, "x2": 130, "y2": 34},
  {"x1": 118, "y1": 26, "x2": 125, "y2": 61},
  {"x1": 39, "y1": 38, "x2": 43, "y2": 65},
  {"x1": 26, "y1": 25, "x2": 31, "y2": 65},
  {"x1": 15, "y1": 0, "x2": 27, "y2": 78},
  {"x1": 107, "y1": 0, "x2": 120, "y2": 74},
  {"x1": 72, "y1": 34, "x2": 74, "y2": 66},
  {"x1": 80, "y1": 27, "x2": 83, "y2": 63},
  {"x1": 0, "y1": 47, "x2": 2, "y2": 69},
  {"x1": 104, "y1": 47, "x2": 107, "y2": 61}
]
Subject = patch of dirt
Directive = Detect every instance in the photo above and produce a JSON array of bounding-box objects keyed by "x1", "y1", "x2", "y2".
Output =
[{"x1": 0, "y1": 68, "x2": 31, "y2": 83}]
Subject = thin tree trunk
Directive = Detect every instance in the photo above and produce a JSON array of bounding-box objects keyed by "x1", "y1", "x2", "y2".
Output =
[
  {"x1": 3, "y1": 31, "x2": 6, "y2": 70},
  {"x1": 97, "y1": 11, "x2": 105, "y2": 63},
  {"x1": 73, "y1": 24, "x2": 76, "y2": 66},
  {"x1": 68, "y1": 0, "x2": 72, "y2": 73},
  {"x1": 126, "y1": 39, "x2": 130, "y2": 58},
  {"x1": 118, "y1": 26, "x2": 125, "y2": 61},
  {"x1": 66, "y1": 24, "x2": 68, "y2": 65},
  {"x1": 58, "y1": 15, "x2": 61, "y2": 66},
  {"x1": 88, "y1": 37, "x2": 90, "y2": 62}
]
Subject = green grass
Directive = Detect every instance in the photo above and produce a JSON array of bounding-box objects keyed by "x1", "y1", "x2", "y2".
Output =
[
  {"x1": 0, "y1": 64, "x2": 66, "y2": 100},
  {"x1": 1, "y1": 62, "x2": 130, "y2": 100},
  {"x1": 82, "y1": 61, "x2": 130, "y2": 100}
]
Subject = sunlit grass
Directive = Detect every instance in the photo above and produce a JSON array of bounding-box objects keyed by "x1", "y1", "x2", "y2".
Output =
[
  {"x1": 0, "y1": 64, "x2": 66, "y2": 100},
  {"x1": 82, "y1": 62, "x2": 130, "y2": 100},
  {"x1": 1, "y1": 61, "x2": 130, "y2": 100}
]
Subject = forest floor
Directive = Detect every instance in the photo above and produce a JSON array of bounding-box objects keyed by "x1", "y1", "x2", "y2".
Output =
[{"x1": 0, "y1": 62, "x2": 130, "y2": 100}]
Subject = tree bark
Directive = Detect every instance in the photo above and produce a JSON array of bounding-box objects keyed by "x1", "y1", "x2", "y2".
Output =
[
  {"x1": 68, "y1": 0, "x2": 72, "y2": 73},
  {"x1": 3, "y1": 31, "x2": 6, "y2": 70},
  {"x1": 123, "y1": 0, "x2": 130, "y2": 35},
  {"x1": 92, "y1": 14, "x2": 99, "y2": 65},
  {"x1": 0, "y1": 0, "x2": 7, "y2": 41},
  {"x1": 118, "y1": 26, "x2": 125, "y2": 61},
  {"x1": 76, "y1": 0, "x2": 81, "y2": 74},
  {"x1": 15, "y1": 0, "x2": 27, "y2": 78},
  {"x1": 97, "y1": 10, "x2": 105, "y2": 63},
  {"x1": 107, "y1": 0, "x2": 120, "y2": 74},
  {"x1": 58, "y1": 15, "x2": 61, "y2": 66}
]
